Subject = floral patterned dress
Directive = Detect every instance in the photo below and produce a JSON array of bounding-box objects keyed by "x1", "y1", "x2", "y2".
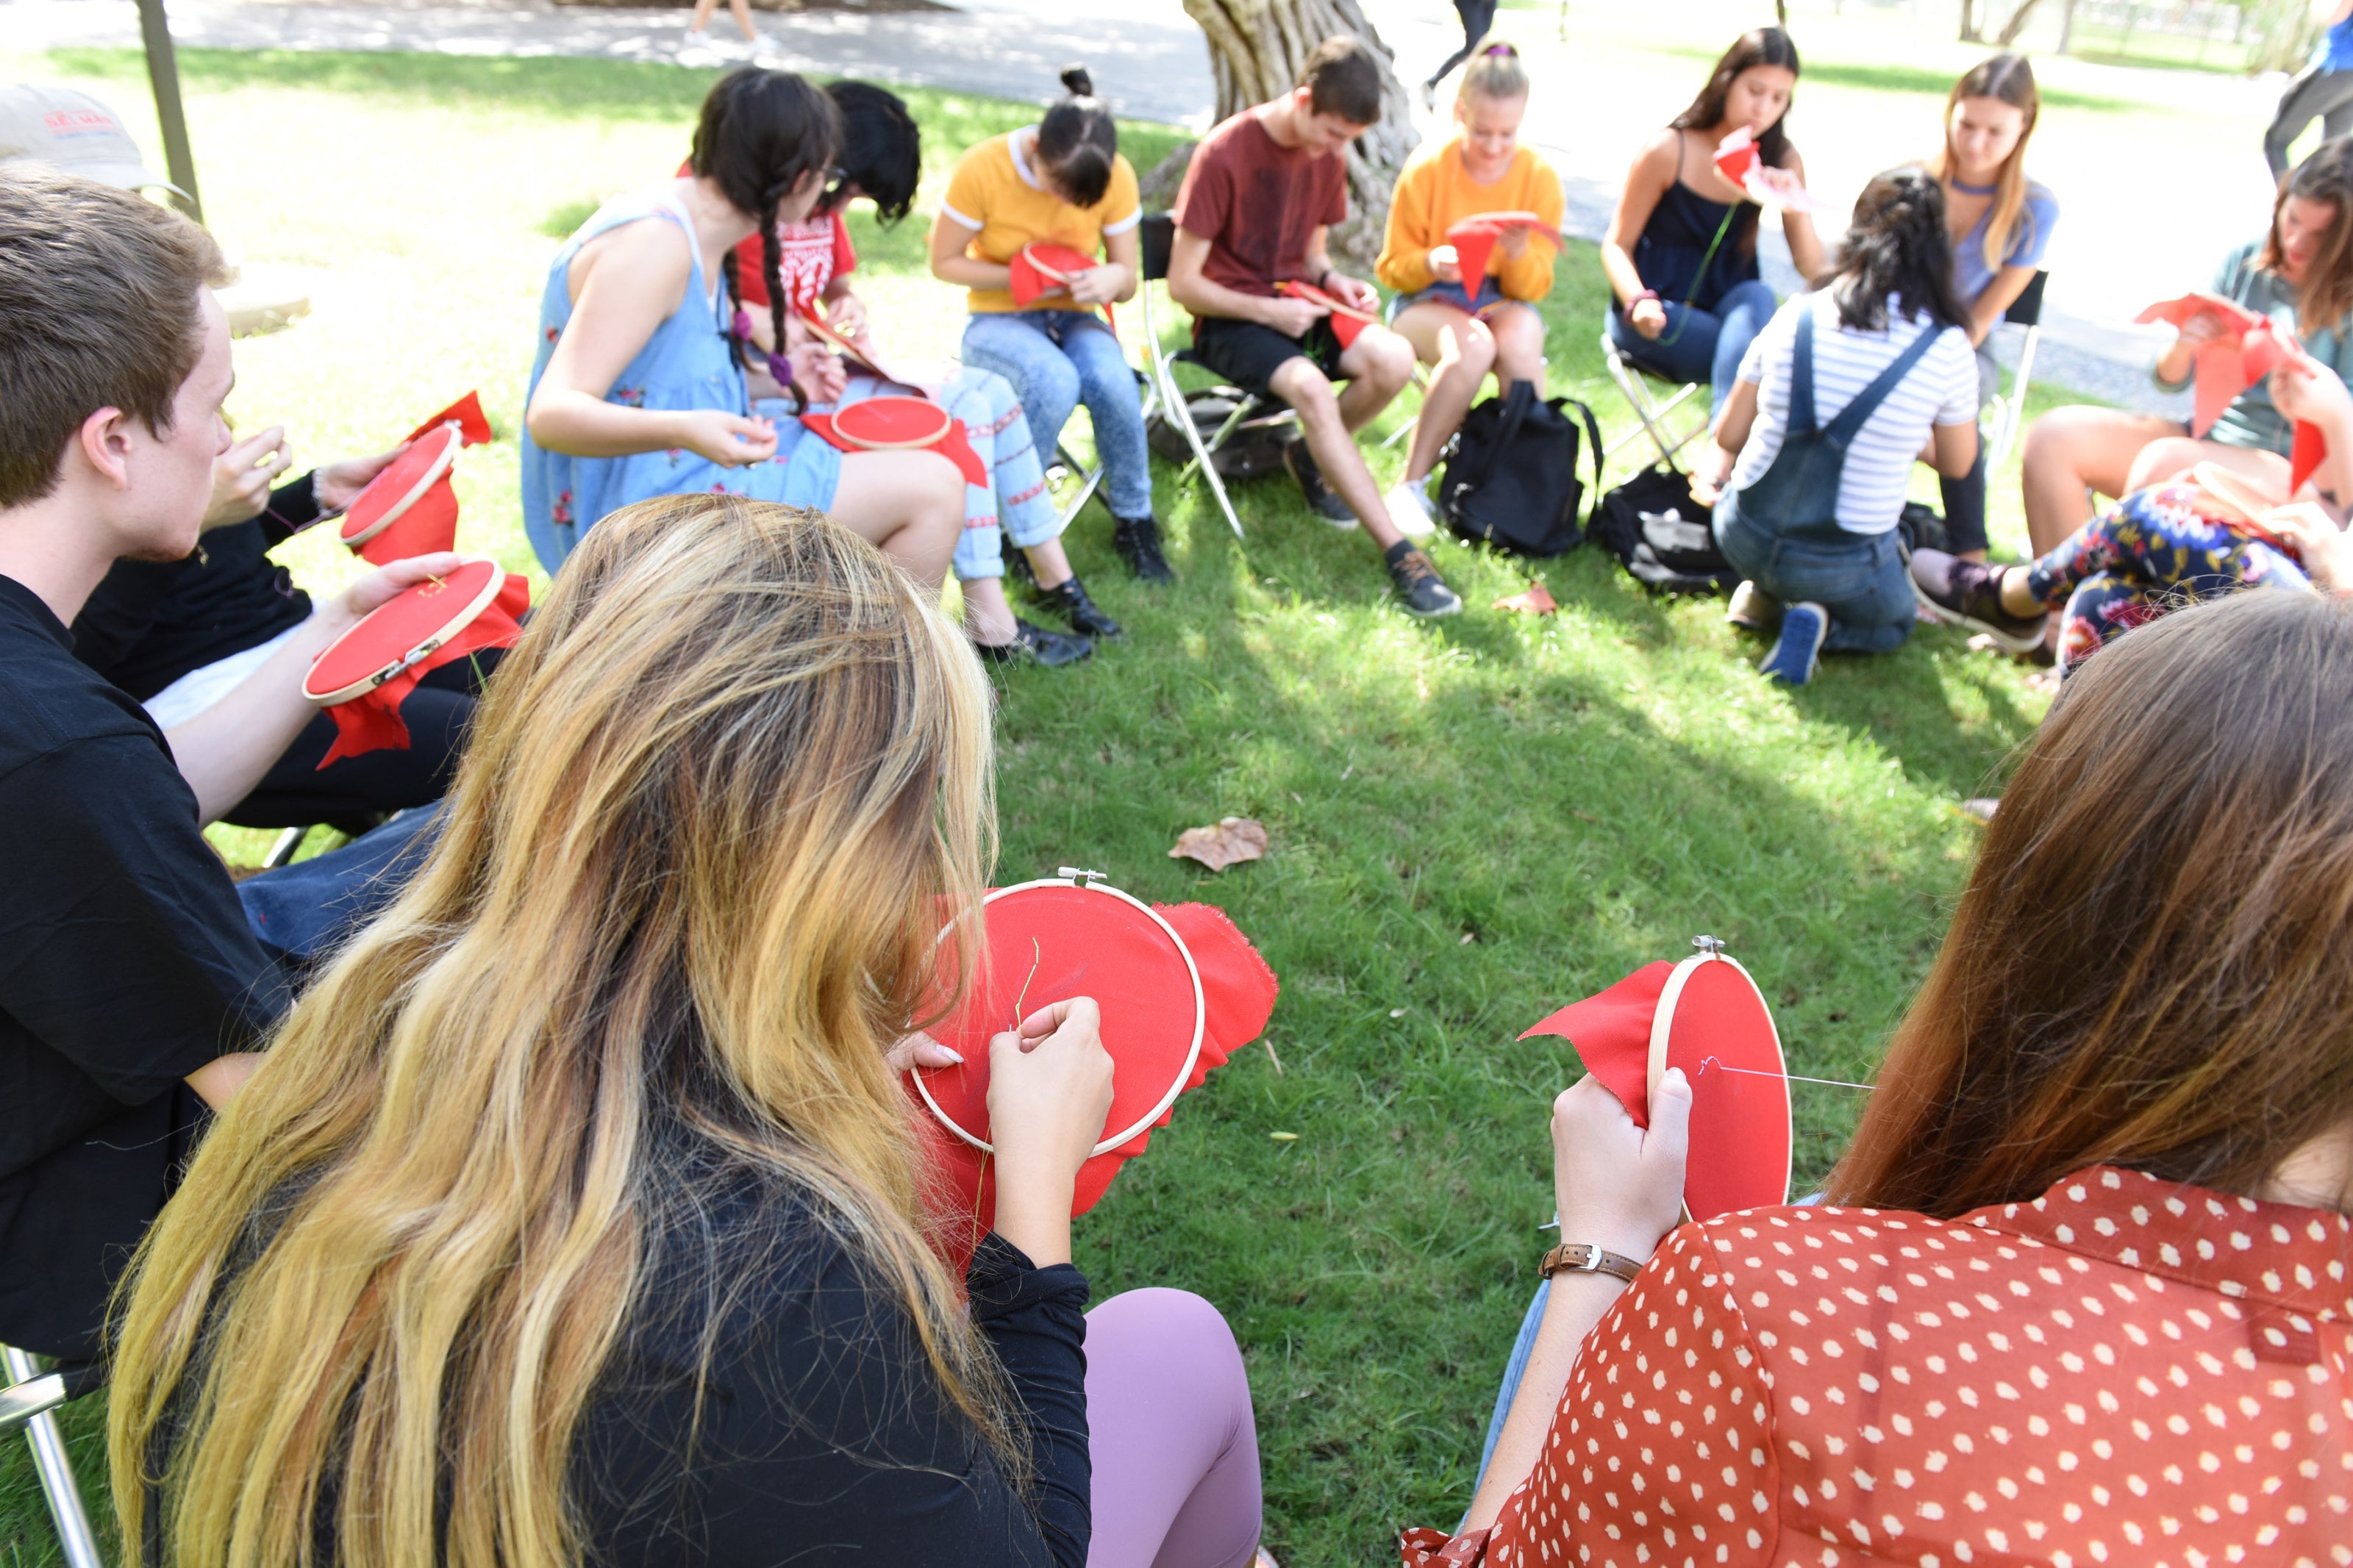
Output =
[
  {"x1": 1407, "y1": 1166, "x2": 2352, "y2": 1567},
  {"x1": 521, "y1": 188, "x2": 840, "y2": 572}
]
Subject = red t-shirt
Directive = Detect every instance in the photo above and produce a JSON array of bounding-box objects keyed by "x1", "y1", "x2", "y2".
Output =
[
  {"x1": 667, "y1": 162, "x2": 857, "y2": 313},
  {"x1": 1171, "y1": 110, "x2": 1346, "y2": 299}
]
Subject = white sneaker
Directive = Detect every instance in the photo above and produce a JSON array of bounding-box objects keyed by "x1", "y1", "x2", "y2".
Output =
[
  {"x1": 1383, "y1": 478, "x2": 1437, "y2": 540},
  {"x1": 681, "y1": 26, "x2": 710, "y2": 51}
]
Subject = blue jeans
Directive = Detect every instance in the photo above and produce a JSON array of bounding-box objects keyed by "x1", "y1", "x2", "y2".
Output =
[
  {"x1": 1606, "y1": 279, "x2": 1779, "y2": 419},
  {"x1": 961, "y1": 310, "x2": 1154, "y2": 520},
  {"x1": 236, "y1": 804, "x2": 442, "y2": 968},
  {"x1": 1715, "y1": 489, "x2": 1915, "y2": 654}
]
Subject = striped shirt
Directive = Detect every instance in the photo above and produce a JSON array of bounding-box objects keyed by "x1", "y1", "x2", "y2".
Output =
[{"x1": 1728, "y1": 291, "x2": 1979, "y2": 535}]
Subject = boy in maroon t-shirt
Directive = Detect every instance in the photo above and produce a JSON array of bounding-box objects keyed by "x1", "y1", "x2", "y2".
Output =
[{"x1": 1170, "y1": 36, "x2": 1460, "y2": 617}]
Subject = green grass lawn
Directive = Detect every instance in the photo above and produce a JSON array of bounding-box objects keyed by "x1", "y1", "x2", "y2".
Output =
[{"x1": 0, "y1": 45, "x2": 2059, "y2": 1566}]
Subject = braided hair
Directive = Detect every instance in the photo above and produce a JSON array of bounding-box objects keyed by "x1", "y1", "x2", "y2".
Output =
[
  {"x1": 1827, "y1": 165, "x2": 1968, "y2": 334},
  {"x1": 689, "y1": 67, "x2": 845, "y2": 408}
]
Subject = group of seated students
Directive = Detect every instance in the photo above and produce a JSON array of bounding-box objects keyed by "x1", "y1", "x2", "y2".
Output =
[
  {"x1": 4, "y1": 36, "x2": 2353, "y2": 1568},
  {"x1": 518, "y1": 37, "x2": 1572, "y2": 637}
]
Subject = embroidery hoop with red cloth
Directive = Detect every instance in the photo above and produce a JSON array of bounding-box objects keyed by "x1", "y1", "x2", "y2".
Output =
[
  {"x1": 1442, "y1": 210, "x2": 1560, "y2": 293},
  {"x1": 301, "y1": 556, "x2": 528, "y2": 769},
  {"x1": 1274, "y1": 279, "x2": 1381, "y2": 348},
  {"x1": 1519, "y1": 937, "x2": 1792, "y2": 1222},
  {"x1": 1711, "y1": 126, "x2": 1829, "y2": 213},
  {"x1": 340, "y1": 423, "x2": 463, "y2": 565},
  {"x1": 1010, "y1": 242, "x2": 1116, "y2": 333},
  {"x1": 801, "y1": 395, "x2": 988, "y2": 486},
  {"x1": 909, "y1": 873, "x2": 1278, "y2": 1269}
]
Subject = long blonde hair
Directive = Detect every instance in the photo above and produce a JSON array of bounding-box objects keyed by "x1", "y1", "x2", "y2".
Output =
[
  {"x1": 1929, "y1": 53, "x2": 2041, "y2": 277},
  {"x1": 107, "y1": 496, "x2": 1007, "y2": 1568}
]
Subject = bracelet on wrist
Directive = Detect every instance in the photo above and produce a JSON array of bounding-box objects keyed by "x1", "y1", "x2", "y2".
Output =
[
  {"x1": 1629, "y1": 289, "x2": 1661, "y2": 307},
  {"x1": 1540, "y1": 1241, "x2": 1645, "y2": 1284}
]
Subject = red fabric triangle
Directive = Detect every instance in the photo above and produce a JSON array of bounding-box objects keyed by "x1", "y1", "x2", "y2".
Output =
[
  {"x1": 915, "y1": 898, "x2": 1277, "y2": 1275},
  {"x1": 315, "y1": 572, "x2": 528, "y2": 768},
  {"x1": 1518, "y1": 960, "x2": 1674, "y2": 1127},
  {"x1": 2290, "y1": 417, "x2": 2328, "y2": 493},
  {"x1": 351, "y1": 473, "x2": 460, "y2": 566},
  {"x1": 1451, "y1": 226, "x2": 1499, "y2": 289},
  {"x1": 402, "y1": 392, "x2": 493, "y2": 448},
  {"x1": 2238, "y1": 322, "x2": 2331, "y2": 492}
]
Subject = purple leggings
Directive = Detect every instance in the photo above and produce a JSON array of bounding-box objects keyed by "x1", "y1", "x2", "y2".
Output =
[{"x1": 1084, "y1": 1289, "x2": 1263, "y2": 1568}]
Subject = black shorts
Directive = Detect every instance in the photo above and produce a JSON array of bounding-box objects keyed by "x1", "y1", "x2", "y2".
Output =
[{"x1": 1190, "y1": 314, "x2": 1348, "y2": 399}]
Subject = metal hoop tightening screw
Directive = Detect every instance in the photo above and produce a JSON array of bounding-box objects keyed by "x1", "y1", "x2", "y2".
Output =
[
  {"x1": 1057, "y1": 866, "x2": 1108, "y2": 884},
  {"x1": 1692, "y1": 934, "x2": 1725, "y2": 957}
]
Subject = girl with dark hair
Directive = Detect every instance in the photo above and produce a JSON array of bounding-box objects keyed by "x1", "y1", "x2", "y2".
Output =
[
  {"x1": 2022, "y1": 137, "x2": 2353, "y2": 558},
  {"x1": 1405, "y1": 587, "x2": 2353, "y2": 1567},
  {"x1": 940, "y1": 66, "x2": 1173, "y2": 587},
  {"x1": 712, "y1": 79, "x2": 1113, "y2": 665},
  {"x1": 1924, "y1": 52, "x2": 2057, "y2": 562},
  {"x1": 1601, "y1": 26, "x2": 1828, "y2": 415},
  {"x1": 521, "y1": 68, "x2": 963, "y2": 591},
  {"x1": 1699, "y1": 166, "x2": 1980, "y2": 684}
]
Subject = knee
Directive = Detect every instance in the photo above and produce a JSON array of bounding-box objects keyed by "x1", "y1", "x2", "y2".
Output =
[
  {"x1": 1088, "y1": 1288, "x2": 1242, "y2": 1371},
  {"x1": 1032, "y1": 351, "x2": 1082, "y2": 412},
  {"x1": 1455, "y1": 321, "x2": 1498, "y2": 373},
  {"x1": 1363, "y1": 334, "x2": 1417, "y2": 392},
  {"x1": 1279, "y1": 368, "x2": 1343, "y2": 425},
  {"x1": 2021, "y1": 411, "x2": 2082, "y2": 479}
]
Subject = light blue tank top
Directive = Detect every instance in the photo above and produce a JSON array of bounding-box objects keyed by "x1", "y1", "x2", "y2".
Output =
[{"x1": 520, "y1": 187, "x2": 838, "y2": 571}]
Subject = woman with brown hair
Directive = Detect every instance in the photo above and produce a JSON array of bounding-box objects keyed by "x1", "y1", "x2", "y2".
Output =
[
  {"x1": 2021, "y1": 137, "x2": 2353, "y2": 556},
  {"x1": 105, "y1": 497, "x2": 1267, "y2": 1568},
  {"x1": 1407, "y1": 587, "x2": 2353, "y2": 1566}
]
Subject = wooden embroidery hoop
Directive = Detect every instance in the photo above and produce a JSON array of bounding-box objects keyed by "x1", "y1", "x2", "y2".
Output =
[
  {"x1": 338, "y1": 423, "x2": 462, "y2": 548},
  {"x1": 826, "y1": 396, "x2": 954, "y2": 451},
  {"x1": 913, "y1": 874, "x2": 1207, "y2": 1157},
  {"x1": 300, "y1": 556, "x2": 506, "y2": 706},
  {"x1": 1648, "y1": 939, "x2": 1793, "y2": 1222}
]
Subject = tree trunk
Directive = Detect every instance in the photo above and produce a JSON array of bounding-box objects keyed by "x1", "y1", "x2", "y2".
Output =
[
  {"x1": 1994, "y1": 0, "x2": 2044, "y2": 44},
  {"x1": 1180, "y1": 0, "x2": 1418, "y2": 273},
  {"x1": 2057, "y1": 0, "x2": 2078, "y2": 54},
  {"x1": 1959, "y1": 0, "x2": 1982, "y2": 41}
]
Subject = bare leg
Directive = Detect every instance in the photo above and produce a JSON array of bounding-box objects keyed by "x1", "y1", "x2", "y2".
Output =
[
  {"x1": 727, "y1": 0, "x2": 756, "y2": 40},
  {"x1": 1393, "y1": 302, "x2": 1497, "y2": 484},
  {"x1": 1268, "y1": 357, "x2": 1405, "y2": 550},
  {"x1": 2020, "y1": 407, "x2": 2187, "y2": 556},
  {"x1": 962, "y1": 574, "x2": 1018, "y2": 644},
  {"x1": 687, "y1": 0, "x2": 717, "y2": 29},
  {"x1": 1023, "y1": 537, "x2": 1074, "y2": 591},
  {"x1": 828, "y1": 449, "x2": 965, "y2": 595},
  {"x1": 1332, "y1": 323, "x2": 1417, "y2": 435},
  {"x1": 2125, "y1": 434, "x2": 2292, "y2": 498}
]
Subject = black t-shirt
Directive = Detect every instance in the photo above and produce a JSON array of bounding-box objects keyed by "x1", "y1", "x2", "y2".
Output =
[
  {"x1": 73, "y1": 473, "x2": 321, "y2": 701},
  {"x1": 573, "y1": 1192, "x2": 1091, "y2": 1567},
  {"x1": 0, "y1": 573, "x2": 290, "y2": 1357}
]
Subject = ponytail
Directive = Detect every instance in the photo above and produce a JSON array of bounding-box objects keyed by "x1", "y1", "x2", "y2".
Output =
[
  {"x1": 1037, "y1": 62, "x2": 1118, "y2": 209},
  {"x1": 1829, "y1": 165, "x2": 1968, "y2": 334}
]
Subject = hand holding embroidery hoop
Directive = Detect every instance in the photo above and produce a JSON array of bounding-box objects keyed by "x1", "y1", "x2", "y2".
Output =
[
  {"x1": 1712, "y1": 127, "x2": 1828, "y2": 214},
  {"x1": 799, "y1": 395, "x2": 988, "y2": 486},
  {"x1": 1443, "y1": 210, "x2": 1560, "y2": 291},
  {"x1": 335, "y1": 393, "x2": 496, "y2": 565},
  {"x1": 301, "y1": 555, "x2": 529, "y2": 769},
  {"x1": 1519, "y1": 937, "x2": 1795, "y2": 1222},
  {"x1": 1010, "y1": 242, "x2": 1117, "y2": 333},
  {"x1": 907, "y1": 873, "x2": 1277, "y2": 1268},
  {"x1": 1274, "y1": 279, "x2": 1380, "y2": 348}
]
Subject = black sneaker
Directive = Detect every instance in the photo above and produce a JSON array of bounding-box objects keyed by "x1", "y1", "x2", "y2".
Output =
[
  {"x1": 1038, "y1": 574, "x2": 1122, "y2": 639},
  {"x1": 973, "y1": 618, "x2": 1093, "y2": 667},
  {"x1": 1283, "y1": 438, "x2": 1357, "y2": 526},
  {"x1": 1909, "y1": 548, "x2": 2049, "y2": 654},
  {"x1": 1383, "y1": 540, "x2": 1463, "y2": 617},
  {"x1": 1113, "y1": 514, "x2": 1175, "y2": 583}
]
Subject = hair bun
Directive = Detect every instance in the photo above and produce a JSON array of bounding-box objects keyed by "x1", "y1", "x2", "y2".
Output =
[{"x1": 1060, "y1": 65, "x2": 1094, "y2": 99}]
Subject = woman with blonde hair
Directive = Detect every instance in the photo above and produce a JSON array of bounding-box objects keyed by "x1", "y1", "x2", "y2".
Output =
[
  {"x1": 1408, "y1": 587, "x2": 2353, "y2": 1564},
  {"x1": 1924, "y1": 52, "x2": 2057, "y2": 562},
  {"x1": 107, "y1": 496, "x2": 1265, "y2": 1568}
]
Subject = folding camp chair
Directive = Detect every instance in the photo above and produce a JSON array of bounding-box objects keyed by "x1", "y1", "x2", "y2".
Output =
[
  {"x1": 3, "y1": 1346, "x2": 105, "y2": 1568},
  {"x1": 1132, "y1": 213, "x2": 1272, "y2": 542},
  {"x1": 1982, "y1": 269, "x2": 2049, "y2": 469},
  {"x1": 1599, "y1": 330, "x2": 1709, "y2": 470}
]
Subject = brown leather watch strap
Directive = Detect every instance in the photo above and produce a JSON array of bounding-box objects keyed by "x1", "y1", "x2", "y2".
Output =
[{"x1": 1539, "y1": 1241, "x2": 1643, "y2": 1284}]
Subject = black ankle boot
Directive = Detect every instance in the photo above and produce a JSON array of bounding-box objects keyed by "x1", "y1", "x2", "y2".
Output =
[
  {"x1": 973, "y1": 617, "x2": 1093, "y2": 668},
  {"x1": 1001, "y1": 531, "x2": 1038, "y2": 590},
  {"x1": 1038, "y1": 574, "x2": 1122, "y2": 639},
  {"x1": 1112, "y1": 514, "x2": 1174, "y2": 583}
]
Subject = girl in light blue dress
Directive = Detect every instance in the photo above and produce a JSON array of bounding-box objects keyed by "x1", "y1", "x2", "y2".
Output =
[{"x1": 523, "y1": 68, "x2": 963, "y2": 588}]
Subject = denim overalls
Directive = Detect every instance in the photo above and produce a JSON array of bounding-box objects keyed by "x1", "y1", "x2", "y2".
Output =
[{"x1": 1713, "y1": 308, "x2": 1942, "y2": 656}]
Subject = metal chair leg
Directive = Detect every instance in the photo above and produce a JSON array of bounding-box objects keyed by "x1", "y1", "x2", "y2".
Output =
[{"x1": 3, "y1": 1346, "x2": 102, "y2": 1568}]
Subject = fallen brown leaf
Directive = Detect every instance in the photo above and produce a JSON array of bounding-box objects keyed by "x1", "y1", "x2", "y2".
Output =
[
  {"x1": 1493, "y1": 581, "x2": 1560, "y2": 615},
  {"x1": 1168, "y1": 816, "x2": 1268, "y2": 872}
]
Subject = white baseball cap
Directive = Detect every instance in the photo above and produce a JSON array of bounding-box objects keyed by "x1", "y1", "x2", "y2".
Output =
[{"x1": 0, "y1": 84, "x2": 186, "y2": 196}]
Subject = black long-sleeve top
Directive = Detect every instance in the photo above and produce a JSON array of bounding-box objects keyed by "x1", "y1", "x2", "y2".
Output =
[
  {"x1": 572, "y1": 1186, "x2": 1093, "y2": 1568},
  {"x1": 72, "y1": 473, "x2": 322, "y2": 700}
]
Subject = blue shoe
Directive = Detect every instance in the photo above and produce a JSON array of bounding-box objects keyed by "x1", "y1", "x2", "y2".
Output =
[{"x1": 1759, "y1": 601, "x2": 1828, "y2": 685}]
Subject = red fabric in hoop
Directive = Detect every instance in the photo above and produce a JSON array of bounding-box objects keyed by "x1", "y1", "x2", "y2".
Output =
[
  {"x1": 350, "y1": 475, "x2": 458, "y2": 567},
  {"x1": 313, "y1": 570, "x2": 529, "y2": 769},
  {"x1": 911, "y1": 890, "x2": 1278, "y2": 1274},
  {"x1": 801, "y1": 398, "x2": 989, "y2": 487},
  {"x1": 401, "y1": 392, "x2": 495, "y2": 448},
  {"x1": 1010, "y1": 243, "x2": 1118, "y2": 334}
]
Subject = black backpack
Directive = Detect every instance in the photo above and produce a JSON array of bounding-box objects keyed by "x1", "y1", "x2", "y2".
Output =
[
  {"x1": 1437, "y1": 380, "x2": 1603, "y2": 557},
  {"x1": 1589, "y1": 465, "x2": 1738, "y2": 596}
]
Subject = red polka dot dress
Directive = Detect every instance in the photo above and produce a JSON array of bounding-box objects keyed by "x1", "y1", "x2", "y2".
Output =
[{"x1": 1405, "y1": 1167, "x2": 2353, "y2": 1567}]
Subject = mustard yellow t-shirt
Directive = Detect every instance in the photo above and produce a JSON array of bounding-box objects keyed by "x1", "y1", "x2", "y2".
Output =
[
  {"x1": 1375, "y1": 137, "x2": 1564, "y2": 302},
  {"x1": 941, "y1": 129, "x2": 1141, "y2": 314}
]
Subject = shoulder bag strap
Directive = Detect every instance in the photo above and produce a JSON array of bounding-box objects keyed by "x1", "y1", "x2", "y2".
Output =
[
  {"x1": 1465, "y1": 379, "x2": 1535, "y2": 495},
  {"x1": 1789, "y1": 306, "x2": 1817, "y2": 440},
  {"x1": 1559, "y1": 396, "x2": 1607, "y2": 508},
  {"x1": 1818, "y1": 317, "x2": 1945, "y2": 449}
]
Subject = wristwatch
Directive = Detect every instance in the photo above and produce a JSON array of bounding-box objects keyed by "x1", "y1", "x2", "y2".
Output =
[{"x1": 1539, "y1": 1241, "x2": 1644, "y2": 1284}]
